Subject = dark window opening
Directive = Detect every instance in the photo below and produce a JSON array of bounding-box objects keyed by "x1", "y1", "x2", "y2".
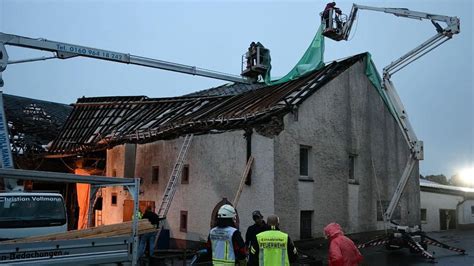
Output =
[
  {"x1": 421, "y1": 209, "x2": 427, "y2": 222},
  {"x1": 152, "y1": 166, "x2": 159, "y2": 184},
  {"x1": 471, "y1": 206, "x2": 474, "y2": 215},
  {"x1": 300, "y1": 211, "x2": 313, "y2": 239},
  {"x1": 300, "y1": 146, "x2": 310, "y2": 177},
  {"x1": 349, "y1": 155, "x2": 356, "y2": 180},
  {"x1": 439, "y1": 209, "x2": 456, "y2": 230},
  {"x1": 180, "y1": 211, "x2": 188, "y2": 232},
  {"x1": 181, "y1": 165, "x2": 189, "y2": 184},
  {"x1": 245, "y1": 130, "x2": 252, "y2": 185},
  {"x1": 112, "y1": 169, "x2": 117, "y2": 177},
  {"x1": 111, "y1": 193, "x2": 117, "y2": 206}
]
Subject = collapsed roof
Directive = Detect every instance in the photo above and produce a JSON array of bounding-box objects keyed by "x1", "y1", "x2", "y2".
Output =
[
  {"x1": 185, "y1": 82, "x2": 265, "y2": 97},
  {"x1": 3, "y1": 94, "x2": 72, "y2": 155},
  {"x1": 49, "y1": 53, "x2": 368, "y2": 157}
]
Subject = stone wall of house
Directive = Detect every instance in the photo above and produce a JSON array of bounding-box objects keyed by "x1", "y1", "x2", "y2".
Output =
[
  {"x1": 103, "y1": 130, "x2": 275, "y2": 245},
  {"x1": 102, "y1": 143, "x2": 136, "y2": 225},
  {"x1": 458, "y1": 199, "x2": 474, "y2": 227},
  {"x1": 273, "y1": 59, "x2": 420, "y2": 239},
  {"x1": 420, "y1": 191, "x2": 463, "y2": 232},
  {"x1": 100, "y1": 57, "x2": 420, "y2": 243}
]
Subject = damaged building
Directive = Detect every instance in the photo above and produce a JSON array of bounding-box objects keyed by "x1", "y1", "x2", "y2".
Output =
[
  {"x1": 0, "y1": 94, "x2": 85, "y2": 227},
  {"x1": 48, "y1": 53, "x2": 420, "y2": 246},
  {"x1": 3, "y1": 93, "x2": 72, "y2": 168}
]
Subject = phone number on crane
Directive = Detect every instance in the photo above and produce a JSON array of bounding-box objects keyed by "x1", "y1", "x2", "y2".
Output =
[{"x1": 56, "y1": 44, "x2": 125, "y2": 61}]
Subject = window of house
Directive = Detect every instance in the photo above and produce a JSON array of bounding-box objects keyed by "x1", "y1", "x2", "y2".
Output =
[
  {"x1": 299, "y1": 145, "x2": 311, "y2": 177},
  {"x1": 111, "y1": 193, "x2": 117, "y2": 206},
  {"x1": 348, "y1": 155, "x2": 356, "y2": 181},
  {"x1": 471, "y1": 206, "x2": 474, "y2": 215},
  {"x1": 421, "y1": 209, "x2": 427, "y2": 223},
  {"x1": 180, "y1": 211, "x2": 188, "y2": 232},
  {"x1": 112, "y1": 169, "x2": 117, "y2": 177},
  {"x1": 152, "y1": 166, "x2": 159, "y2": 184},
  {"x1": 181, "y1": 165, "x2": 189, "y2": 184},
  {"x1": 300, "y1": 211, "x2": 313, "y2": 239}
]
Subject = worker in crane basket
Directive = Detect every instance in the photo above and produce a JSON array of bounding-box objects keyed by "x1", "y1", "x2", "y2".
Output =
[
  {"x1": 322, "y1": 2, "x2": 343, "y2": 32},
  {"x1": 324, "y1": 222, "x2": 363, "y2": 266},
  {"x1": 206, "y1": 204, "x2": 247, "y2": 265}
]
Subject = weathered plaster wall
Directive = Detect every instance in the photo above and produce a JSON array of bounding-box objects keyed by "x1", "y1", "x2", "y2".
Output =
[
  {"x1": 420, "y1": 191, "x2": 463, "y2": 232},
  {"x1": 100, "y1": 57, "x2": 420, "y2": 243},
  {"x1": 123, "y1": 130, "x2": 274, "y2": 243},
  {"x1": 274, "y1": 59, "x2": 420, "y2": 239},
  {"x1": 458, "y1": 200, "x2": 474, "y2": 225},
  {"x1": 102, "y1": 144, "x2": 136, "y2": 225}
]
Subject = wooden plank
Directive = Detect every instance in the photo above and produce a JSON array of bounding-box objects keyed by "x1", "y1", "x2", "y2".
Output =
[
  {"x1": 233, "y1": 156, "x2": 254, "y2": 207},
  {"x1": 5, "y1": 220, "x2": 155, "y2": 243},
  {"x1": 84, "y1": 227, "x2": 156, "y2": 239}
]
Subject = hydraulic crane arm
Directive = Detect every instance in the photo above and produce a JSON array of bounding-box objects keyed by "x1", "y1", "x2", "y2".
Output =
[
  {"x1": 342, "y1": 4, "x2": 460, "y2": 78},
  {"x1": 342, "y1": 4, "x2": 460, "y2": 42},
  {"x1": 324, "y1": 4, "x2": 460, "y2": 223},
  {"x1": 0, "y1": 31, "x2": 250, "y2": 191},
  {"x1": 0, "y1": 32, "x2": 250, "y2": 85},
  {"x1": 372, "y1": 7, "x2": 458, "y2": 223}
]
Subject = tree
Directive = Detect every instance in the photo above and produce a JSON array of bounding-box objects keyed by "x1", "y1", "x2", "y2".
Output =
[
  {"x1": 424, "y1": 174, "x2": 449, "y2": 185},
  {"x1": 449, "y1": 174, "x2": 473, "y2": 188}
]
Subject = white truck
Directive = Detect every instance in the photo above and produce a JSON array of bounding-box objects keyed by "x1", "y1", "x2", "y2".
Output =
[
  {"x1": 0, "y1": 85, "x2": 69, "y2": 240},
  {"x1": 0, "y1": 168, "x2": 140, "y2": 265}
]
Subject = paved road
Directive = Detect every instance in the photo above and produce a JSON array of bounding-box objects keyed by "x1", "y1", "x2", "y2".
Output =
[{"x1": 361, "y1": 230, "x2": 474, "y2": 266}]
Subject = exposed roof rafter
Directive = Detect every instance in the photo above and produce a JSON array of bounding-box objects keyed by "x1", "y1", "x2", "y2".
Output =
[{"x1": 48, "y1": 53, "x2": 367, "y2": 156}]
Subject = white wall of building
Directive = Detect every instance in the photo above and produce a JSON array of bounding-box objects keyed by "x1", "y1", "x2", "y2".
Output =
[
  {"x1": 103, "y1": 130, "x2": 275, "y2": 245},
  {"x1": 99, "y1": 59, "x2": 420, "y2": 243},
  {"x1": 458, "y1": 200, "x2": 474, "y2": 225},
  {"x1": 102, "y1": 144, "x2": 132, "y2": 226},
  {"x1": 420, "y1": 191, "x2": 463, "y2": 232},
  {"x1": 274, "y1": 59, "x2": 419, "y2": 239}
]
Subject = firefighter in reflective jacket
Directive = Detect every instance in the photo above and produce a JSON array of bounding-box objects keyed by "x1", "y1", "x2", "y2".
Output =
[
  {"x1": 206, "y1": 204, "x2": 247, "y2": 265},
  {"x1": 249, "y1": 215, "x2": 298, "y2": 266}
]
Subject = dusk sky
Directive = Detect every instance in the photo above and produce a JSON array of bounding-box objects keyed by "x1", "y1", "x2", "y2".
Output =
[{"x1": 1, "y1": 0, "x2": 472, "y2": 178}]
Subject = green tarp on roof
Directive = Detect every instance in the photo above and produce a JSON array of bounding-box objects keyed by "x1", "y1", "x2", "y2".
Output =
[
  {"x1": 364, "y1": 53, "x2": 399, "y2": 119},
  {"x1": 263, "y1": 23, "x2": 399, "y2": 121},
  {"x1": 265, "y1": 24, "x2": 326, "y2": 85}
]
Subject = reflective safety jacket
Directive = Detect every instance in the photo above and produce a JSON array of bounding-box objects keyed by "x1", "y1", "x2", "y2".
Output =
[
  {"x1": 210, "y1": 226, "x2": 237, "y2": 265},
  {"x1": 254, "y1": 230, "x2": 294, "y2": 266}
]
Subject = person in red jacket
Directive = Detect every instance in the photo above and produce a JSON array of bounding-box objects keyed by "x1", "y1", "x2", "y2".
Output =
[{"x1": 324, "y1": 222, "x2": 363, "y2": 266}]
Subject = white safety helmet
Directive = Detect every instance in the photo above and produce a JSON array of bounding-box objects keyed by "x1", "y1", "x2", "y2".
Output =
[{"x1": 217, "y1": 204, "x2": 236, "y2": 219}]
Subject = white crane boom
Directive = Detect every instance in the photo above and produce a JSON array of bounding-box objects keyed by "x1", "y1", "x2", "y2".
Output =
[
  {"x1": 323, "y1": 4, "x2": 460, "y2": 223},
  {"x1": 0, "y1": 32, "x2": 250, "y2": 85},
  {"x1": 0, "y1": 31, "x2": 251, "y2": 191}
]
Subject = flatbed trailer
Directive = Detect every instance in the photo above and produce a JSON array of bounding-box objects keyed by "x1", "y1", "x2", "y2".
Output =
[
  {"x1": 0, "y1": 168, "x2": 141, "y2": 265},
  {"x1": 0, "y1": 236, "x2": 131, "y2": 265}
]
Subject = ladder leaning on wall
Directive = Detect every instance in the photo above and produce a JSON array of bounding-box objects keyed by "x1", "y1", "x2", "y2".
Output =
[{"x1": 157, "y1": 133, "x2": 194, "y2": 219}]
